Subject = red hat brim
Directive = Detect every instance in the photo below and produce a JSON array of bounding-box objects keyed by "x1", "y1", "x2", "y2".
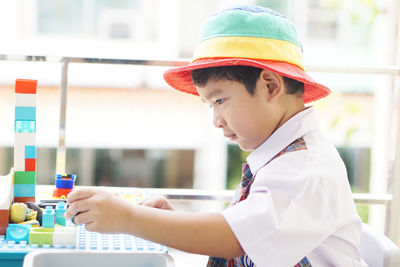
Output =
[{"x1": 164, "y1": 58, "x2": 330, "y2": 103}]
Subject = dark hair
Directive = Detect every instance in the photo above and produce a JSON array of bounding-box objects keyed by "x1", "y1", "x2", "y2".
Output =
[{"x1": 191, "y1": 65, "x2": 304, "y2": 96}]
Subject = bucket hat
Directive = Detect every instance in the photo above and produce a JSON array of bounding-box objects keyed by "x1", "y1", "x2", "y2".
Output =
[{"x1": 163, "y1": 5, "x2": 330, "y2": 103}]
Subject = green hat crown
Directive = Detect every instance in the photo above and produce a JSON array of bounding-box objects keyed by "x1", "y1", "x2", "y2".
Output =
[{"x1": 200, "y1": 5, "x2": 302, "y2": 50}]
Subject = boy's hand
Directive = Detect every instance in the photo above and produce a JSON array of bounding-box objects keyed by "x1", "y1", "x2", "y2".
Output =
[
  {"x1": 65, "y1": 189, "x2": 244, "y2": 258},
  {"x1": 138, "y1": 195, "x2": 174, "y2": 211},
  {"x1": 64, "y1": 188, "x2": 133, "y2": 233}
]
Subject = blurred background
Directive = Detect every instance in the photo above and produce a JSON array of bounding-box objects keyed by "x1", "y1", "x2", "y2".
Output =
[{"x1": 0, "y1": 0, "x2": 399, "y2": 241}]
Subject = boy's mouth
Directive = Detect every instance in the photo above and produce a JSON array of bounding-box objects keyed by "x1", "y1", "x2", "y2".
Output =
[{"x1": 224, "y1": 133, "x2": 237, "y2": 141}]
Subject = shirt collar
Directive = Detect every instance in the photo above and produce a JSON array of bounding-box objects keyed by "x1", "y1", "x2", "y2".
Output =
[{"x1": 246, "y1": 106, "x2": 318, "y2": 175}]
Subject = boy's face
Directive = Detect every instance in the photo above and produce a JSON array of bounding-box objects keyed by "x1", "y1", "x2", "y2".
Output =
[{"x1": 197, "y1": 77, "x2": 285, "y2": 151}]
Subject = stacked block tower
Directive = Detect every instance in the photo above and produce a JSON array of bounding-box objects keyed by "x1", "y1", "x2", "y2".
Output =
[
  {"x1": 14, "y1": 79, "x2": 38, "y2": 203},
  {"x1": 53, "y1": 174, "x2": 76, "y2": 199}
]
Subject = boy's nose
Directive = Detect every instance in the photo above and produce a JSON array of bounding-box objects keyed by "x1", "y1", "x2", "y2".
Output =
[{"x1": 212, "y1": 110, "x2": 225, "y2": 128}]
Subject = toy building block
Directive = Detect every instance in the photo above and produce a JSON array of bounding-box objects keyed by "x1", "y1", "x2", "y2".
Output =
[
  {"x1": 53, "y1": 174, "x2": 76, "y2": 199},
  {"x1": 0, "y1": 211, "x2": 8, "y2": 236},
  {"x1": 15, "y1": 93, "x2": 36, "y2": 107},
  {"x1": 13, "y1": 143, "x2": 25, "y2": 172},
  {"x1": 25, "y1": 146, "x2": 36, "y2": 159},
  {"x1": 14, "y1": 133, "x2": 36, "y2": 172},
  {"x1": 55, "y1": 202, "x2": 67, "y2": 226},
  {"x1": 14, "y1": 184, "x2": 35, "y2": 198},
  {"x1": 15, "y1": 107, "x2": 36, "y2": 121},
  {"x1": 29, "y1": 227, "x2": 54, "y2": 247},
  {"x1": 52, "y1": 188, "x2": 72, "y2": 199},
  {"x1": 14, "y1": 197, "x2": 35, "y2": 203},
  {"x1": 55, "y1": 174, "x2": 76, "y2": 189},
  {"x1": 55, "y1": 178, "x2": 74, "y2": 189},
  {"x1": 42, "y1": 206, "x2": 55, "y2": 228},
  {"x1": 15, "y1": 120, "x2": 36, "y2": 133},
  {"x1": 15, "y1": 79, "x2": 37, "y2": 94},
  {"x1": 53, "y1": 227, "x2": 77, "y2": 247},
  {"x1": 14, "y1": 133, "x2": 35, "y2": 146},
  {"x1": 28, "y1": 226, "x2": 77, "y2": 248},
  {"x1": 14, "y1": 171, "x2": 36, "y2": 185},
  {"x1": 19, "y1": 220, "x2": 40, "y2": 227},
  {"x1": 24, "y1": 158, "x2": 36, "y2": 172},
  {"x1": 6, "y1": 224, "x2": 31, "y2": 243}
]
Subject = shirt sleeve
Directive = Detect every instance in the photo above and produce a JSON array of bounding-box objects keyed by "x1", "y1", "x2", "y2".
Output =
[{"x1": 222, "y1": 150, "x2": 339, "y2": 267}]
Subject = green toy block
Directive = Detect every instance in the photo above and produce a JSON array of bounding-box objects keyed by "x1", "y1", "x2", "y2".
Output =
[
  {"x1": 14, "y1": 171, "x2": 36, "y2": 184},
  {"x1": 29, "y1": 227, "x2": 54, "y2": 247}
]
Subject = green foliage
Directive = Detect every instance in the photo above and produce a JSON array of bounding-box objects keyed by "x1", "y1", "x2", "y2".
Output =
[
  {"x1": 346, "y1": 102, "x2": 362, "y2": 114},
  {"x1": 226, "y1": 144, "x2": 250, "y2": 190},
  {"x1": 321, "y1": 0, "x2": 381, "y2": 26},
  {"x1": 345, "y1": 127, "x2": 358, "y2": 145},
  {"x1": 356, "y1": 204, "x2": 370, "y2": 223},
  {"x1": 330, "y1": 117, "x2": 340, "y2": 128}
]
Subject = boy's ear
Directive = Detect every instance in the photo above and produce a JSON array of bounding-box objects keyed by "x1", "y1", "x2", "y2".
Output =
[{"x1": 259, "y1": 70, "x2": 285, "y2": 102}]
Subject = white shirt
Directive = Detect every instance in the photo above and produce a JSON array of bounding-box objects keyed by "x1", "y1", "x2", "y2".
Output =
[{"x1": 222, "y1": 107, "x2": 368, "y2": 267}]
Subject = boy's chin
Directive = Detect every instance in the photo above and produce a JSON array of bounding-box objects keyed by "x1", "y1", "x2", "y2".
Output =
[{"x1": 237, "y1": 142, "x2": 255, "y2": 152}]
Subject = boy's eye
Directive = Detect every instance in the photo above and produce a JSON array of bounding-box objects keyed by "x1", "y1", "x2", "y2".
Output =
[{"x1": 216, "y1": 99, "x2": 224, "y2": 105}]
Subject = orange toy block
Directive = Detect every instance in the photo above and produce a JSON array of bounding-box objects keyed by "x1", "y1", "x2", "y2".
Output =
[
  {"x1": 53, "y1": 188, "x2": 72, "y2": 198},
  {"x1": 25, "y1": 158, "x2": 36, "y2": 172},
  {"x1": 0, "y1": 209, "x2": 9, "y2": 235},
  {"x1": 15, "y1": 79, "x2": 37, "y2": 94},
  {"x1": 14, "y1": 197, "x2": 36, "y2": 203}
]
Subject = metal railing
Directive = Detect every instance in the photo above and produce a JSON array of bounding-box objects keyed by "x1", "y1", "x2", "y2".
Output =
[{"x1": 1, "y1": 54, "x2": 400, "y2": 243}]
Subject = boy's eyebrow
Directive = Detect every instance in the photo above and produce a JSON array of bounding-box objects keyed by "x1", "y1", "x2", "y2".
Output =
[{"x1": 203, "y1": 88, "x2": 224, "y2": 101}]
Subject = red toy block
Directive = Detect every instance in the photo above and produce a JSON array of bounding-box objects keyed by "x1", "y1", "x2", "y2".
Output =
[
  {"x1": 14, "y1": 197, "x2": 36, "y2": 203},
  {"x1": 25, "y1": 158, "x2": 36, "y2": 172},
  {"x1": 0, "y1": 209, "x2": 9, "y2": 235},
  {"x1": 15, "y1": 79, "x2": 37, "y2": 94},
  {"x1": 53, "y1": 188, "x2": 72, "y2": 198}
]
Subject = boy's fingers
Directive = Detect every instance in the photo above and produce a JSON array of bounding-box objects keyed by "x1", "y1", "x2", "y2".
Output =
[
  {"x1": 67, "y1": 188, "x2": 97, "y2": 204},
  {"x1": 72, "y1": 210, "x2": 94, "y2": 225},
  {"x1": 64, "y1": 199, "x2": 92, "y2": 219},
  {"x1": 85, "y1": 221, "x2": 98, "y2": 232},
  {"x1": 141, "y1": 198, "x2": 155, "y2": 207}
]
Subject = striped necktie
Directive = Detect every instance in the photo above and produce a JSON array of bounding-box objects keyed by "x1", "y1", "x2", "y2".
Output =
[
  {"x1": 233, "y1": 163, "x2": 254, "y2": 205},
  {"x1": 241, "y1": 163, "x2": 253, "y2": 187}
]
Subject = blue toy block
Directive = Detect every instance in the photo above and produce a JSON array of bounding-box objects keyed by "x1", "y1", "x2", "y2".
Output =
[
  {"x1": 55, "y1": 202, "x2": 67, "y2": 226},
  {"x1": 55, "y1": 174, "x2": 76, "y2": 189},
  {"x1": 6, "y1": 224, "x2": 31, "y2": 243},
  {"x1": 15, "y1": 120, "x2": 36, "y2": 133},
  {"x1": 15, "y1": 107, "x2": 36, "y2": 121},
  {"x1": 25, "y1": 145, "x2": 36, "y2": 159},
  {"x1": 42, "y1": 206, "x2": 55, "y2": 228},
  {"x1": 13, "y1": 184, "x2": 35, "y2": 197}
]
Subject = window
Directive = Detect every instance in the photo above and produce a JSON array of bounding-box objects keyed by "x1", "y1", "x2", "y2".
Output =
[
  {"x1": 307, "y1": 0, "x2": 338, "y2": 40},
  {"x1": 37, "y1": 0, "x2": 157, "y2": 41}
]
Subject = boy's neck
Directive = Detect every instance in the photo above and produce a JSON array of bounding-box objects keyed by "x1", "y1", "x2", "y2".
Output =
[{"x1": 275, "y1": 96, "x2": 306, "y2": 131}]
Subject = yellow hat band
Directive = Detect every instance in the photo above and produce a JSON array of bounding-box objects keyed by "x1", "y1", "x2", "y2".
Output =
[{"x1": 191, "y1": 36, "x2": 305, "y2": 71}]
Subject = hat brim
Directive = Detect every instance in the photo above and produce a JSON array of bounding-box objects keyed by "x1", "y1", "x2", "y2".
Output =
[{"x1": 164, "y1": 58, "x2": 330, "y2": 103}]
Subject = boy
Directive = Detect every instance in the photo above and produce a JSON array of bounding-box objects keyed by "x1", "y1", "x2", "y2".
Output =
[{"x1": 65, "y1": 5, "x2": 367, "y2": 267}]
